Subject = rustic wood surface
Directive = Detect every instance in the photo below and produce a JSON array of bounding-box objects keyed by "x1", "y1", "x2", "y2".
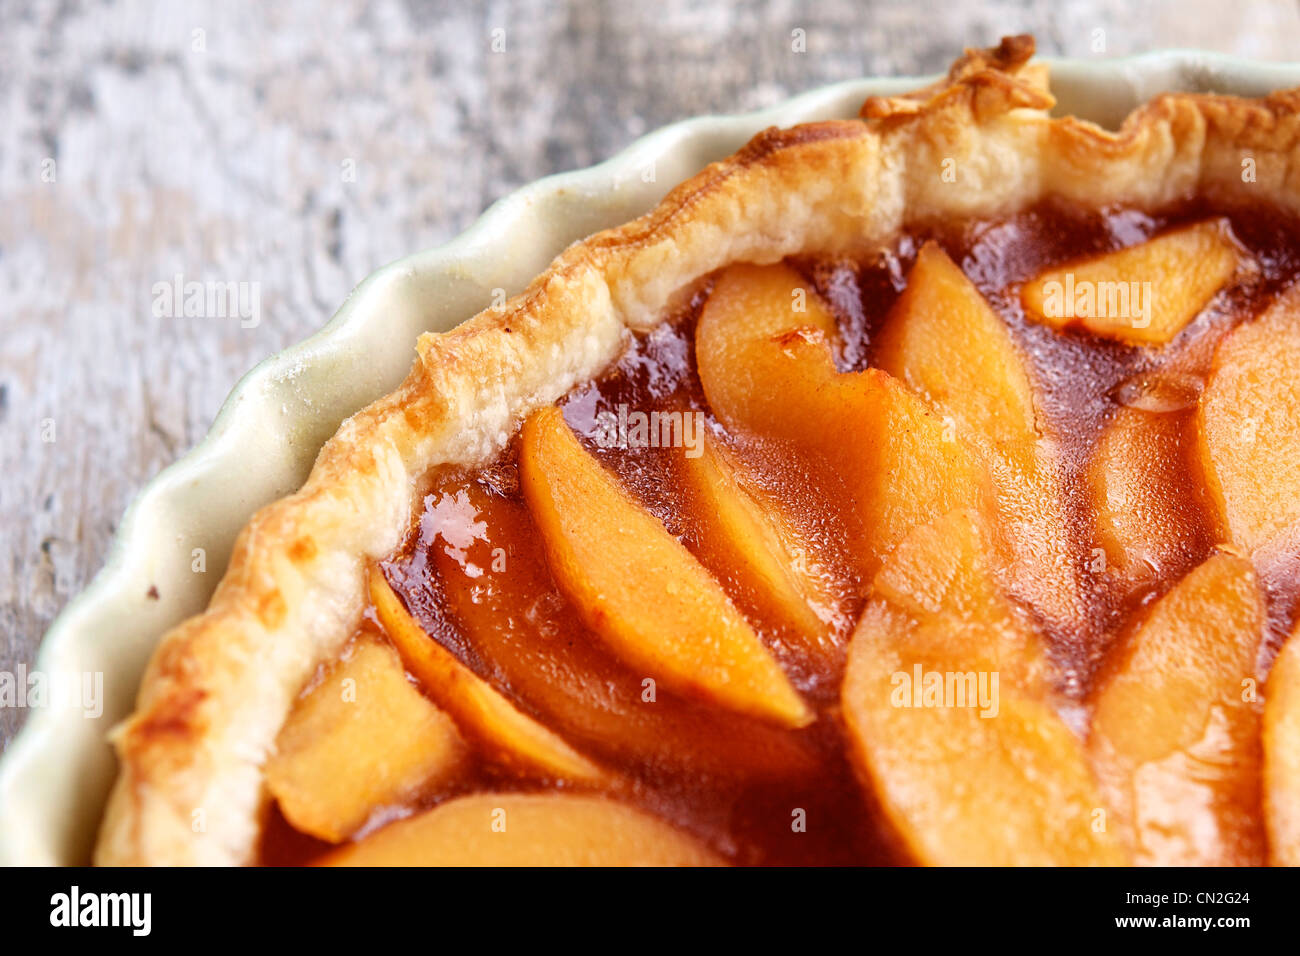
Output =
[{"x1": 3, "y1": 0, "x2": 1300, "y2": 747}]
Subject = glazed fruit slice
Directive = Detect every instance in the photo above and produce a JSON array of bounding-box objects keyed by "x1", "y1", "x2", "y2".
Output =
[
  {"x1": 874, "y1": 242, "x2": 1081, "y2": 628},
  {"x1": 680, "y1": 433, "x2": 840, "y2": 661},
  {"x1": 1265, "y1": 625, "x2": 1300, "y2": 866},
  {"x1": 265, "y1": 634, "x2": 467, "y2": 843},
  {"x1": 841, "y1": 509, "x2": 1125, "y2": 865},
  {"x1": 836, "y1": 369, "x2": 992, "y2": 581},
  {"x1": 875, "y1": 241, "x2": 1037, "y2": 458},
  {"x1": 859, "y1": 510, "x2": 1037, "y2": 679},
  {"x1": 321, "y1": 793, "x2": 725, "y2": 866},
  {"x1": 1021, "y1": 219, "x2": 1239, "y2": 345},
  {"x1": 694, "y1": 261, "x2": 842, "y2": 436},
  {"x1": 1089, "y1": 402, "x2": 1213, "y2": 585},
  {"x1": 696, "y1": 262, "x2": 990, "y2": 580},
  {"x1": 1197, "y1": 281, "x2": 1300, "y2": 553},
  {"x1": 1088, "y1": 553, "x2": 1266, "y2": 866},
  {"x1": 432, "y1": 482, "x2": 819, "y2": 779},
  {"x1": 519, "y1": 405, "x2": 812, "y2": 728},
  {"x1": 369, "y1": 566, "x2": 611, "y2": 785}
]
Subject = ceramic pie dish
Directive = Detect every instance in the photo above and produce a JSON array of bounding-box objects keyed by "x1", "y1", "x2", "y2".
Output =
[{"x1": 5, "y1": 37, "x2": 1300, "y2": 867}]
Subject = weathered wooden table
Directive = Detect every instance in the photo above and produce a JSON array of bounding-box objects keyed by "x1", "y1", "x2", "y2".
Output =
[{"x1": 3, "y1": 0, "x2": 1298, "y2": 747}]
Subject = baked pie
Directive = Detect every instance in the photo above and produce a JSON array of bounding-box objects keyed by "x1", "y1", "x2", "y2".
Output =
[{"x1": 95, "y1": 36, "x2": 1300, "y2": 866}]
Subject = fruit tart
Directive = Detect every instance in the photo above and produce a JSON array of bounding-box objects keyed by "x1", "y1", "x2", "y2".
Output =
[{"x1": 96, "y1": 36, "x2": 1300, "y2": 866}]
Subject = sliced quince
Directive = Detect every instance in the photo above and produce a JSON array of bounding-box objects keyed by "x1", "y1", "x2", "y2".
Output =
[
  {"x1": 1089, "y1": 402, "x2": 1214, "y2": 585},
  {"x1": 696, "y1": 262, "x2": 990, "y2": 581},
  {"x1": 1088, "y1": 552, "x2": 1266, "y2": 865},
  {"x1": 695, "y1": 261, "x2": 842, "y2": 438},
  {"x1": 519, "y1": 405, "x2": 812, "y2": 728},
  {"x1": 841, "y1": 509, "x2": 1125, "y2": 865},
  {"x1": 265, "y1": 633, "x2": 467, "y2": 843},
  {"x1": 368, "y1": 565, "x2": 611, "y2": 786},
  {"x1": 432, "y1": 482, "x2": 819, "y2": 779},
  {"x1": 1265, "y1": 626, "x2": 1300, "y2": 866},
  {"x1": 875, "y1": 241, "x2": 1084, "y2": 629},
  {"x1": 321, "y1": 793, "x2": 725, "y2": 866},
  {"x1": 1196, "y1": 280, "x2": 1300, "y2": 553},
  {"x1": 876, "y1": 241, "x2": 1037, "y2": 458},
  {"x1": 841, "y1": 369, "x2": 992, "y2": 580},
  {"x1": 680, "y1": 433, "x2": 841, "y2": 661},
  {"x1": 1022, "y1": 219, "x2": 1239, "y2": 345}
]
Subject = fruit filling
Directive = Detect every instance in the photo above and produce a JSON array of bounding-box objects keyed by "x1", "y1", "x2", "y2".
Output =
[{"x1": 261, "y1": 198, "x2": 1300, "y2": 865}]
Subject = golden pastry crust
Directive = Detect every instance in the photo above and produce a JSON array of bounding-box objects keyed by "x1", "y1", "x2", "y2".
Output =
[{"x1": 96, "y1": 36, "x2": 1300, "y2": 865}]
